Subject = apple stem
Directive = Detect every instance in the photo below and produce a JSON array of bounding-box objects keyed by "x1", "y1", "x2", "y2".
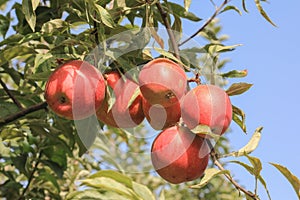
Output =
[{"x1": 206, "y1": 139, "x2": 260, "y2": 200}]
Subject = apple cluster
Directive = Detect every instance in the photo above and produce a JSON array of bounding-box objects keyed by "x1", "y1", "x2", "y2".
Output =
[{"x1": 44, "y1": 58, "x2": 232, "y2": 184}]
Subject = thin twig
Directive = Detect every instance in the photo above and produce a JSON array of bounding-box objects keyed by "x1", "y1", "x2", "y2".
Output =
[
  {"x1": 18, "y1": 151, "x2": 43, "y2": 200},
  {"x1": 0, "y1": 102, "x2": 48, "y2": 127},
  {"x1": 179, "y1": 0, "x2": 228, "y2": 47},
  {"x1": 0, "y1": 78, "x2": 24, "y2": 109},
  {"x1": 206, "y1": 139, "x2": 259, "y2": 200},
  {"x1": 155, "y1": 2, "x2": 181, "y2": 61}
]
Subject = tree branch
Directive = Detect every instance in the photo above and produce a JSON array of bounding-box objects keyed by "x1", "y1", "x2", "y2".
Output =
[
  {"x1": 206, "y1": 139, "x2": 259, "y2": 200},
  {"x1": 155, "y1": 2, "x2": 181, "y2": 61},
  {"x1": 0, "y1": 78, "x2": 24, "y2": 110},
  {"x1": 179, "y1": 0, "x2": 228, "y2": 47},
  {"x1": 18, "y1": 151, "x2": 43, "y2": 200},
  {"x1": 0, "y1": 102, "x2": 48, "y2": 127}
]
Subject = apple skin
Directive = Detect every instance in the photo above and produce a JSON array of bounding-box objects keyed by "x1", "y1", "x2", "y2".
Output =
[
  {"x1": 138, "y1": 58, "x2": 187, "y2": 107},
  {"x1": 96, "y1": 71, "x2": 145, "y2": 128},
  {"x1": 44, "y1": 60, "x2": 105, "y2": 120},
  {"x1": 151, "y1": 125, "x2": 210, "y2": 184},
  {"x1": 142, "y1": 99, "x2": 181, "y2": 130},
  {"x1": 181, "y1": 84, "x2": 232, "y2": 136}
]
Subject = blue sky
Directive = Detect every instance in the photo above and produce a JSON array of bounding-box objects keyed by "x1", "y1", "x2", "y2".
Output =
[
  {"x1": 1, "y1": 0, "x2": 299, "y2": 199},
  {"x1": 183, "y1": 1, "x2": 300, "y2": 199}
]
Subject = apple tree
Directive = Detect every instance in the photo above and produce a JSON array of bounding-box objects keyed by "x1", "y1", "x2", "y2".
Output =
[{"x1": 0, "y1": 0, "x2": 299, "y2": 200}]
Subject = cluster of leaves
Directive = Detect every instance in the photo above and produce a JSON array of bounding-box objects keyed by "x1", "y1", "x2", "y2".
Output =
[{"x1": 0, "y1": 0, "x2": 299, "y2": 200}]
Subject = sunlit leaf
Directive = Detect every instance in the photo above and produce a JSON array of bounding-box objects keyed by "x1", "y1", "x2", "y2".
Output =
[
  {"x1": 246, "y1": 155, "x2": 262, "y2": 177},
  {"x1": 95, "y1": 4, "x2": 115, "y2": 28},
  {"x1": 226, "y1": 82, "x2": 253, "y2": 96},
  {"x1": 270, "y1": 163, "x2": 300, "y2": 199},
  {"x1": 89, "y1": 170, "x2": 133, "y2": 189},
  {"x1": 222, "y1": 126, "x2": 262, "y2": 157},
  {"x1": 132, "y1": 182, "x2": 155, "y2": 200},
  {"x1": 232, "y1": 105, "x2": 247, "y2": 133},
  {"x1": 220, "y1": 5, "x2": 242, "y2": 15},
  {"x1": 254, "y1": 0, "x2": 276, "y2": 27},
  {"x1": 81, "y1": 177, "x2": 139, "y2": 199},
  {"x1": 184, "y1": 0, "x2": 191, "y2": 11},
  {"x1": 0, "y1": 45, "x2": 36, "y2": 65},
  {"x1": 41, "y1": 19, "x2": 69, "y2": 33},
  {"x1": 190, "y1": 124, "x2": 220, "y2": 139},
  {"x1": 22, "y1": 0, "x2": 38, "y2": 31},
  {"x1": 221, "y1": 69, "x2": 248, "y2": 78},
  {"x1": 190, "y1": 168, "x2": 230, "y2": 188}
]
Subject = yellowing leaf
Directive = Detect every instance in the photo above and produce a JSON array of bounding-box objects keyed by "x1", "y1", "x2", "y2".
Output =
[
  {"x1": 254, "y1": 0, "x2": 277, "y2": 27},
  {"x1": 270, "y1": 163, "x2": 300, "y2": 199},
  {"x1": 222, "y1": 126, "x2": 262, "y2": 157},
  {"x1": 190, "y1": 168, "x2": 230, "y2": 188}
]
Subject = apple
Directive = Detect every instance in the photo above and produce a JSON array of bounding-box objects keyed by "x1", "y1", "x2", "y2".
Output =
[
  {"x1": 138, "y1": 58, "x2": 187, "y2": 107},
  {"x1": 181, "y1": 84, "x2": 232, "y2": 136},
  {"x1": 96, "y1": 71, "x2": 145, "y2": 128},
  {"x1": 142, "y1": 99, "x2": 181, "y2": 130},
  {"x1": 44, "y1": 60, "x2": 105, "y2": 120},
  {"x1": 151, "y1": 125, "x2": 210, "y2": 184}
]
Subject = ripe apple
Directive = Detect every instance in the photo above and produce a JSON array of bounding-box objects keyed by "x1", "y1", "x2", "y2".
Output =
[
  {"x1": 142, "y1": 99, "x2": 181, "y2": 130},
  {"x1": 138, "y1": 58, "x2": 187, "y2": 107},
  {"x1": 181, "y1": 84, "x2": 232, "y2": 136},
  {"x1": 96, "y1": 71, "x2": 145, "y2": 128},
  {"x1": 44, "y1": 60, "x2": 105, "y2": 120},
  {"x1": 151, "y1": 125, "x2": 210, "y2": 184}
]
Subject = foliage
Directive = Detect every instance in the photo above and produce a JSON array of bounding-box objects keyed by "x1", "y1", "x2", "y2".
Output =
[{"x1": 0, "y1": 0, "x2": 298, "y2": 200}]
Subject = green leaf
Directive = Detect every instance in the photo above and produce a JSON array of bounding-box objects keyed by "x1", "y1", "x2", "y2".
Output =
[
  {"x1": 190, "y1": 124, "x2": 220, "y2": 139},
  {"x1": 127, "y1": 87, "x2": 141, "y2": 109},
  {"x1": 206, "y1": 43, "x2": 242, "y2": 54},
  {"x1": 132, "y1": 182, "x2": 155, "y2": 200},
  {"x1": 153, "y1": 47, "x2": 188, "y2": 70},
  {"x1": 89, "y1": 170, "x2": 133, "y2": 189},
  {"x1": 22, "y1": 0, "x2": 38, "y2": 32},
  {"x1": 0, "y1": 102, "x2": 19, "y2": 118},
  {"x1": 229, "y1": 160, "x2": 254, "y2": 175},
  {"x1": 0, "y1": 45, "x2": 36, "y2": 65},
  {"x1": 163, "y1": 2, "x2": 201, "y2": 22},
  {"x1": 27, "y1": 71, "x2": 51, "y2": 81},
  {"x1": 95, "y1": 4, "x2": 115, "y2": 28},
  {"x1": 226, "y1": 82, "x2": 253, "y2": 96},
  {"x1": 232, "y1": 105, "x2": 247, "y2": 133},
  {"x1": 0, "y1": 14, "x2": 9, "y2": 37},
  {"x1": 190, "y1": 168, "x2": 230, "y2": 188},
  {"x1": 220, "y1": 5, "x2": 242, "y2": 15},
  {"x1": 270, "y1": 163, "x2": 300, "y2": 199},
  {"x1": 41, "y1": 19, "x2": 69, "y2": 33},
  {"x1": 0, "y1": 138, "x2": 10, "y2": 157},
  {"x1": 37, "y1": 171, "x2": 60, "y2": 193},
  {"x1": 81, "y1": 177, "x2": 139, "y2": 200},
  {"x1": 246, "y1": 155, "x2": 262, "y2": 177},
  {"x1": 258, "y1": 173, "x2": 272, "y2": 200},
  {"x1": 221, "y1": 69, "x2": 248, "y2": 78},
  {"x1": 66, "y1": 189, "x2": 128, "y2": 200},
  {"x1": 106, "y1": 85, "x2": 116, "y2": 112},
  {"x1": 222, "y1": 126, "x2": 262, "y2": 157},
  {"x1": 254, "y1": 0, "x2": 277, "y2": 27}
]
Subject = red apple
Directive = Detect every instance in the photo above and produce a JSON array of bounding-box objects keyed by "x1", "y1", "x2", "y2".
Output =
[
  {"x1": 138, "y1": 58, "x2": 187, "y2": 107},
  {"x1": 96, "y1": 71, "x2": 145, "y2": 128},
  {"x1": 151, "y1": 125, "x2": 210, "y2": 184},
  {"x1": 142, "y1": 99, "x2": 181, "y2": 130},
  {"x1": 45, "y1": 60, "x2": 105, "y2": 120},
  {"x1": 181, "y1": 84, "x2": 232, "y2": 136}
]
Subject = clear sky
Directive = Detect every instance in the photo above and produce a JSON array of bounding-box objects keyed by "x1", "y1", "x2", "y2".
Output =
[
  {"x1": 2, "y1": 0, "x2": 299, "y2": 199},
  {"x1": 184, "y1": 0, "x2": 300, "y2": 199}
]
